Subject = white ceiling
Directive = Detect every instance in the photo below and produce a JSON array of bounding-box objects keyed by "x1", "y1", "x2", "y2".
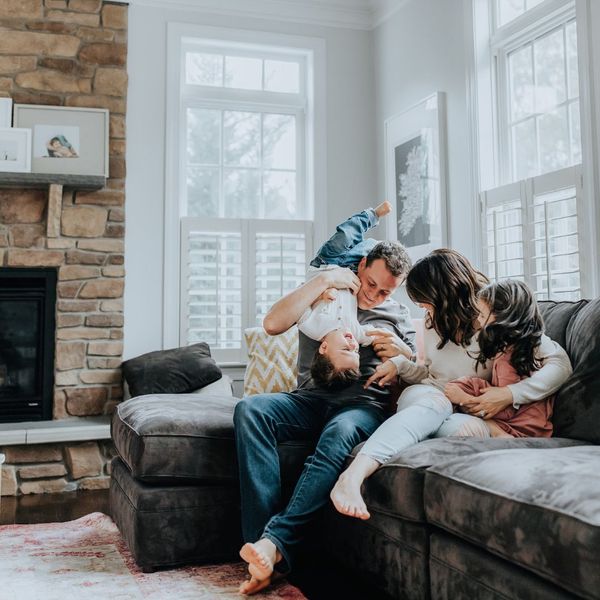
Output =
[{"x1": 128, "y1": 0, "x2": 410, "y2": 29}]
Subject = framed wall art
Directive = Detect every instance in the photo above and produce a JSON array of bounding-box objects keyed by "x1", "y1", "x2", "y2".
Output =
[
  {"x1": 0, "y1": 128, "x2": 32, "y2": 173},
  {"x1": 13, "y1": 104, "x2": 109, "y2": 177},
  {"x1": 384, "y1": 92, "x2": 448, "y2": 262}
]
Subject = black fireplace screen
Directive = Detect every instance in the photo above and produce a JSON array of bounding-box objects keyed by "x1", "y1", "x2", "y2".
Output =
[{"x1": 0, "y1": 268, "x2": 56, "y2": 422}]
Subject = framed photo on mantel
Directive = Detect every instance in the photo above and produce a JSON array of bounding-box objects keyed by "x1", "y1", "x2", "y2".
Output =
[
  {"x1": 13, "y1": 104, "x2": 109, "y2": 178},
  {"x1": 384, "y1": 92, "x2": 448, "y2": 263}
]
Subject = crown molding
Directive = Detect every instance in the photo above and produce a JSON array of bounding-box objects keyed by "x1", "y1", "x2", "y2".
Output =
[{"x1": 129, "y1": 0, "x2": 376, "y2": 30}]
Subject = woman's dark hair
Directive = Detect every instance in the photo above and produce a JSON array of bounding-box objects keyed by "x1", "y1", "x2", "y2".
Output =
[
  {"x1": 476, "y1": 279, "x2": 544, "y2": 376},
  {"x1": 310, "y1": 352, "x2": 360, "y2": 390},
  {"x1": 406, "y1": 249, "x2": 488, "y2": 348}
]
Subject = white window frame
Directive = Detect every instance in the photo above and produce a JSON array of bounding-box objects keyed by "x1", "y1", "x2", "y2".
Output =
[
  {"x1": 481, "y1": 164, "x2": 587, "y2": 296},
  {"x1": 164, "y1": 24, "x2": 327, "y2": 353},
  {"x1": 180, "y1": 218, "x2": 313, "y2": 364},
  {"x1": 467, "y1": 0, "x2": 599, "y2": 296}
]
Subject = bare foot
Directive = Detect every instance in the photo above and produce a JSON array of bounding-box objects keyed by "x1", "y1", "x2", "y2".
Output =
[
  {"x1": 240, "y1": 538, "x2": 281, "y2": 584},
  {"x1": 239, "y1": 575, "x2": 272, "y2": 595},
  {"x1": 330, "y1": 474, "x2": 370, "y2": 520},
  {"x1": 375, "y1": 201, "x2": 392, "y2": 218}
]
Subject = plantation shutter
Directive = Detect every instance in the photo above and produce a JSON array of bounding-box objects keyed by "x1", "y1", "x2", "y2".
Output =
[
  {"x1": 481, "y1": 165, "x2": 584, "y2": 300},
  {"x1": 181, "y1": 218, "x2": 311, "y2": 363}
]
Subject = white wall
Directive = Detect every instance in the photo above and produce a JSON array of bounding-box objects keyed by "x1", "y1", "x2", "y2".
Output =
[
  {"x1": 124, "y1": 5, "x2": 377, "y2": 358},
  {"x1": 372, "y1": 0, "x2": 473, "y2": 260}
]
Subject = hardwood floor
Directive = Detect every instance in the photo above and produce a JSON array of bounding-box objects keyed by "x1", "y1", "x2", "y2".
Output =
[
  {"x1": 0, "y1": 489, "x2": 382, "y2": 599},
  {"x1": 0, "y1": 489, "x2": 110, "y2": 526}
]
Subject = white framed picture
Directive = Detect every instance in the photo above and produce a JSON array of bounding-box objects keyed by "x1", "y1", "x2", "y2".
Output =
[
  {"x1": 13, "y1": 104, "x2": 109, "y2": 177},
  {"x1": 0, "y1": 128, "x2": 32, "y2": 173},
  {"x1": 384, "y1": 92, "x2": 448, "y2": 263}
]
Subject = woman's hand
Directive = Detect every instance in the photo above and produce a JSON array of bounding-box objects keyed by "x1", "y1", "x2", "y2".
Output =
[
  {"x1": 462, "y1": 386, "x2": 513, "y2": 419},
  {"x1": 318, "y1": 288, "x2": 337, "y2": 302},
  {"x1": 367, "y1": 329, "x2": 413, "y2": 360},
  {"x1": 364, "y1": 360, "x2": 399, "y2": 388}
]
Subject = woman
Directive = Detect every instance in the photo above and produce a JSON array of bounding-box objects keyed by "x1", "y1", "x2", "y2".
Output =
[{"x1": 330, "y1": 249, "x2": 573, "y2": 520}]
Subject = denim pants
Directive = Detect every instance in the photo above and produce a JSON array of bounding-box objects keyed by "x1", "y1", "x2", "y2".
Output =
[
  {"x1": 310, "y1": 208, "x2": 379, "y2": 269},
  {"x1": 359, "y1": 384, "x2": 454, "y2": 463},
  {"x1": 233, "y1": 389, "x2": 385, "y2": 572}
]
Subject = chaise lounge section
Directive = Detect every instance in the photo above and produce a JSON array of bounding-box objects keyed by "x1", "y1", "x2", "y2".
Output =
[{"x1": 110, "y1": 298, "x2": 600, "y2": 598}]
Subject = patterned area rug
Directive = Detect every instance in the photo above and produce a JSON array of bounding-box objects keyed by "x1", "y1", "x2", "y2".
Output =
[{"x1": 0, "y1": 512, "x2": 306, "y2": 599}]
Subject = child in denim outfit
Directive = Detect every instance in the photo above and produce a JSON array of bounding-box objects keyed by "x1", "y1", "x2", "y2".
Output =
[{"x1": 298, "y1": 201, "x2": 398, "y2": 388}]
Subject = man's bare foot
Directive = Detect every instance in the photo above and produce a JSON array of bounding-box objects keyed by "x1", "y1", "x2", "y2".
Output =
[
  {"x1": 330, "y1": 474, "x2": 370, "y2": 519},
  {"x1": 374, "y1": 201, "x2": 392, "y2": 218},
  {"x1": 239, "y1": 575, "x2": 272, "y2": 595},
  {"x1": 240, "y1": 538, "x2": 281, "y2": 583}
]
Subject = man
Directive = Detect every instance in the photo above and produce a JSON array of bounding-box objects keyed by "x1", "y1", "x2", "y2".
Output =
[{"x1": 234, "y1": 237, "x2": 415, "y2": 594}]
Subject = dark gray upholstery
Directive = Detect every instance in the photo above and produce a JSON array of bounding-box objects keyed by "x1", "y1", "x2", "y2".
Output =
[
  {"x1": 112, "y1": 394, "x2": 315, "y2": 484},
  {"x1": 356, "y1": 437, "x2": 583, "y2": 523},
  {"x1": 540, "y1": 299, "x2": 600, "y2": 443},
  {"x1": 425, "y1": 446, "x2": 599, "y2": 599},
  {"x1": 430, "y1": 532, "x2": 575, "y2": 600},
  {"x1": 122, "y1": 342, "x2": 222, "y2": 397},
  {"x1": 110, "y1": 298, "x2": 600, "y2": 598},
  {"x1": 110, "y1": 457, "x2": 241, "y2": 570}
]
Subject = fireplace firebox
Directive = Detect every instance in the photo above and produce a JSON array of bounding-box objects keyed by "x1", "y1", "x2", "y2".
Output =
[{"x1": 0, "y1": 268, "x2": 57, "y2": 423}]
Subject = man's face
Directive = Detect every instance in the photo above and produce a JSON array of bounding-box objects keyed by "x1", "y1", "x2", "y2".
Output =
[{"x1": 356, "y1": 257, "x2": 404, "y2": 310}]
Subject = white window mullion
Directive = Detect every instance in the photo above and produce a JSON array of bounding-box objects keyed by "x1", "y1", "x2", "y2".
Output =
[
  {"x1": 521, "y1": 177, "x2": 533, "y2": 286},
  {"x1": 242, "y1": 220, "x2": 253, "y2": 363}
]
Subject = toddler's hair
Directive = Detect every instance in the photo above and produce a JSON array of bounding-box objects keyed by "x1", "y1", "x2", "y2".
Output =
[
  {"x1": 310, "y1": 352, "x2": 360, "y2": 390},
  {"x1": 476, "y1": 279, "x2": 544, "y2": 376}
]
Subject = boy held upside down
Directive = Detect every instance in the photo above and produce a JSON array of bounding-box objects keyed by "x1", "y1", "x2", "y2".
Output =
[{"x1": 300, "y1": 200, "x2": 413, "y2": 388}]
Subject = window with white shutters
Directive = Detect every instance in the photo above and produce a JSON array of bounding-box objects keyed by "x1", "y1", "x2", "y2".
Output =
[
  {"x1": 181, "y1": 219, "x2": 312, "y2": 363},
  {"x1": 475, "y1": 0, "x2": 589, "y2": 299},
  {"x1": 169, "y1": 28, "x2": 318, "y2": 363},
  {"x1": 481, "y1": 165, "x2": 583, "y2": 300}
]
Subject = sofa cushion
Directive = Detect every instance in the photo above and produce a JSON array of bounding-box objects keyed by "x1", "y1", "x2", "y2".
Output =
[
  {"x1": 112, "y1": 394, "x2": 314, "y2": 483},
  {"x1": 122, "y1": 342, "x2": 222, "y2": 397},
  {"x1": 243, "y1": 326, "x2": 298, "y2": 396},
  {"x1": 425, "y1": 445, "x2": 599, "y2": 600},
  {"x1": 541, "y1": 299, "x2": 600, "y2": 443},
  {"x1": 358, "y1": 437, "x2": 584, "y2": 523}
]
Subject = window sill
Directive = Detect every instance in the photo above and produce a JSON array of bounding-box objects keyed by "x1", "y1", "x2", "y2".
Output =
[{"x1": 0, "y1": 416, "x2": 111, "y2": 446}]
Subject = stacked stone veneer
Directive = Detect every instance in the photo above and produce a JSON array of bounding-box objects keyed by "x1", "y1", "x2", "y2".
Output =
[{"x1": 0, "y1": 0, "x2": 127, "y2": 495}]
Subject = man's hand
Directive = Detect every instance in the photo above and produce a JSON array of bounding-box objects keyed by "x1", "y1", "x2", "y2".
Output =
[
  {"x1": 367, "y1": 329, "x2": 413, "y2": 360},
  {"x1": 364, "y1": 360, "x2": 399, "y2": 388},
  {"x1": 318, "y1": 288, "x2": 338, "y2": 302},
  {"x1": 463, "y1": 386, "x2": 513, "y2": 419},
  {"x1": 320, "y1": 268, "x2": 361, "y2": 295}
]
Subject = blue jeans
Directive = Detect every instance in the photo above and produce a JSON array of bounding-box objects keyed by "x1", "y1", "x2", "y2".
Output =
[
  {"x1": 233, "y1": 390, "x2": 385, "y2": 572},
  {"x1": 310, "y1": 208, "x2": 379, "y2": 269}
]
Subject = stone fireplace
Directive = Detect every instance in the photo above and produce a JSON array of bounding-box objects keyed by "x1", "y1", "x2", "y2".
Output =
[{"x1": 0, "y1": 0, "x2": 128, "y2": 496}]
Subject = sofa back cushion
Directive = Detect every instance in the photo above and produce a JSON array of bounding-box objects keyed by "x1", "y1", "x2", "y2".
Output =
[{"x1": 539, "y1": 299, "x2": 600, "y2": 443}]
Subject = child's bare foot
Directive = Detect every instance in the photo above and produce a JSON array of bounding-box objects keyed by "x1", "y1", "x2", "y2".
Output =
[
  {"x1": 374, "y1": 201, "x2": 392, "y2": 218},
  {"x1": 240, "y1": 538, "x2": 281, "y2": 585},
  {"x1": 330, "y1": 474, "x2": 370, "y2": 519}
]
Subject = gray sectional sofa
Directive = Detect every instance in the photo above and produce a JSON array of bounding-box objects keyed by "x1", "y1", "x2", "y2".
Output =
[{"x1": 110, "y1": 299, "x2": 600, "y2": 599}]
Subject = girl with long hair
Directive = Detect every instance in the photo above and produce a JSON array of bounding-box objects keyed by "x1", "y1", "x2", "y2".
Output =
[
  {"x1": 330, "y1": 249, "x2": 572, "y2": 520},
  {"x1": 442, "y1": 279, "x2": 554, "y2": 438}
]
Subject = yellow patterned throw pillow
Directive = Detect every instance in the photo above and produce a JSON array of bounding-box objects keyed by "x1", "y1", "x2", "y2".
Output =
[{"x1": 243, "y1": 327, "x2": 299, "y2": 396}]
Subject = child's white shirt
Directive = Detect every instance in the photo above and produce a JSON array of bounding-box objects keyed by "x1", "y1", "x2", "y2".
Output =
[{"x1": 297, "y1": 266, "x2": 375, "y2": 344}]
